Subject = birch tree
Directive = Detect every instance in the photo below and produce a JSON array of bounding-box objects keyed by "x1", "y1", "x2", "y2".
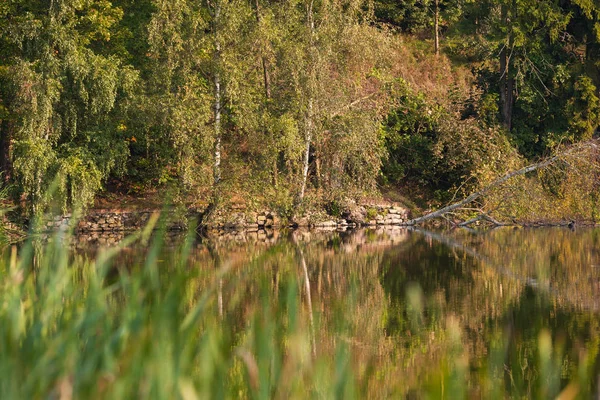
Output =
[
  {"x1": 147, "y1": 0, "x2": 213, "y2": 190},
  {"x1": 2, "y1": 0, "x2": 136, "y2": 213}
]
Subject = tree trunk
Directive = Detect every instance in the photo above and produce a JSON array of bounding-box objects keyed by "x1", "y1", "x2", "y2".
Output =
[
  {"x1": 253, "y1": 0, "x2": 271, "y2": 100},
  {"x1": 214, "y1": 63, "x2": 221, "y2": 185},
  {"x1": 499, "y1": 46, "x2": 514, "y2": 130},
  {"x1": 434, "y1": 0, "x2": 440, "y2": 56},
  {"x1": 300, "y1": 98, "x2": 313, "y2": 201},
  {"x1": 212, "y1": 2, "x2": 222, "y2": 186},
  {"x1": 315, "y1": 144, "x2": 321, "y2": 190},
  {"x1": 499, "y1": 4, "x2": 514, "y2": 130},
  {"x1": 299, "y1": 0, "x2": 316, "y2": 202},
  {"x1": 253, "y1": 0, "x2": 278, "y2": 186},
  {"x1": 0, "y1": 119, "x2": 13, "y2": 182}
]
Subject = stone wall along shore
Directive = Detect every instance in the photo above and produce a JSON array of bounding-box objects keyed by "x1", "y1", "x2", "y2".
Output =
[
  {"x1": 29, "y1": 202, "x2": 411, "y2": 234},
  {"x1": 209, "y1": 203, "x2": 411, "y2": 231}
]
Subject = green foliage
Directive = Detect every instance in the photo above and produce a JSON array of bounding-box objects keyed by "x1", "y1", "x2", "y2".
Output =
[
  {"x1": 2, "y1": 0, "x2": 600, "y2": 214},
  {"x1": 450, "y1": 0, "x2": 600, "y2": 158},
  {"x1": 55, "y1": 150, "x2": 103, "y2": 211},
  {"x1": 374, "y1": 0, "x2": 464, "y2": 33},
  {"x1": 325, "y1": 200, "x2": 343, "y2": 218},
  {"x1": 266, "y1": 186, "x2": 296, "y2": 220},
  {"x1": 11, "y1": 138, "x2": 56, "y2": 213},
  {"x1": 1, "y1": 0, "x2": 136, "y2": 213},
  {"x1": 565, "y1": 75, "x2": 600, "y2": 142},
  {"x1": 366, "y1": 207, "x2": 378, "y2": 220},
  {"x1": 383, "y1": 79, "x2": 442, "y2": 186},
  {"x1": 384, "y1": 79, "x2": 497, "y2": 195}
]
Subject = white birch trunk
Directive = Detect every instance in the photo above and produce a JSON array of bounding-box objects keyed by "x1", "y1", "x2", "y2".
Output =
[
  {"x1": 299, "y1": 0, "x2": 316, "y2": 202},
  {"x1": 211, "y1": 0, "x2": 222, "y2": 186},
  {"x1": 300, "y1": 98, "x2": 313, "y2": 201},
  {"x1": 214, "y1": 66, "x2": 221, "y2": 185}
]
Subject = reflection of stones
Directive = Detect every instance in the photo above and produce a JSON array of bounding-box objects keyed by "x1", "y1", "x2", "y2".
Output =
[
  {"x1": 84, "y1": 225, "x2": 410, "y2": 249},
  {"x1": 288, "y1": 226, "x2": 410, "y2": 253},
  {"x1": 207, "y1": 227, "x2": 281, "y2": 245},
  {"x1": 77, "y1": 231, "x2": 126, "y2": 246},
  {"x1": 59, "y1": 225, "x2": 412, "y2": 263},
  {"x1": 68, "y1": 229, "x2": 186, "y2": 249}
]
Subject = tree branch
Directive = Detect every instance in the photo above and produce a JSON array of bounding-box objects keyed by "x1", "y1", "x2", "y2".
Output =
[{"x1": 405, "y1": 139, "x2": 600, "y2": 226}]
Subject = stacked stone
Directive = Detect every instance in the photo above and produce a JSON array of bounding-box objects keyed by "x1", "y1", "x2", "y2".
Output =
[
  {"x1": 121, "y1": 211, "x2": 152, "y2": 230},
  {"x1": 77, "y1": 210, "x2": 124, "y2": 232},
  {"x1": 74, "y1": 210, "x2": 190, "y2": 233},
  {"x1": 208, "y1": 204, "x2": 410, "y2": 230},
  {"x1": 308, "y1": 204, "x2": 409, "y2": 228},
  {"x1": 45, "y1": 214, "x2": 71, "y2": 229},
  {"x1": 4, "y1": 221, "x2": 22, "y2": 231},
  {"x1": 36, "y1": 202, "x2": 411, "y2": 236},
  {"x1": 363, "y1": 205, "x2": 410, "y2": 226}
]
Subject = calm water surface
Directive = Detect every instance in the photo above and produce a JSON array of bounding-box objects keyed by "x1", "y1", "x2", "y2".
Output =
[{"x1": 94, "y1": 226, "x2": 600, "y2": 398}]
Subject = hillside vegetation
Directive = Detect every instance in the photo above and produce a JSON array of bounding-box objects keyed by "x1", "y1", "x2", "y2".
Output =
[{"x1": 1, "y1": 0, "x2": 600, "y2": 222}]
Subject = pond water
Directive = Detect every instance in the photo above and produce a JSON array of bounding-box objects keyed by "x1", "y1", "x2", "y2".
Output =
[{"x1": 75, "y1": 226, "x2": 600, "y2": 397}]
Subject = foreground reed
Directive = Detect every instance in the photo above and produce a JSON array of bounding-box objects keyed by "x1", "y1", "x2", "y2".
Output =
[
  {"x1": 0, "y1": 220, "x2": 361, "y2": 399},
  {"x1": 0, "y1": 220, "x2": 597, "y2": 399}
]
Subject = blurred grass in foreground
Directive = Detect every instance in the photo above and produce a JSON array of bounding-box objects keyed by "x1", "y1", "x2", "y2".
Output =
[
  {"x1": 0, "y1": 218, "x2": 361, "y2": 400},
  {"x1": 0, "y1": 219, "x2": 598, "y2": 399}
]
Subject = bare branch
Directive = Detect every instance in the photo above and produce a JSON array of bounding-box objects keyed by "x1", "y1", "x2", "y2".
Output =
[{"x1": 405, "y1": 139, "x2": 600, "y2": 226}]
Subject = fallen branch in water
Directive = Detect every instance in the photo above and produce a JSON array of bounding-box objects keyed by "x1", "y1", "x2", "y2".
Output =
[
  {"x1": 458, "y1": 212, "x2": 509, "y2": 227},
  {"x1": 405, "y1": 139, "x2": 600, "y2": 226}
]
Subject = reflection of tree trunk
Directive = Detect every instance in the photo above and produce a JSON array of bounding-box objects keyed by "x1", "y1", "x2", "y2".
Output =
[
  {"x1": 415, "y1": 228, "x2": 536, "y2": 284},
  {"x1": 434, "y1": 0, "x2": 440, "y2": 56},
  {"x1": 499, "y1": 4, "x2": 514, "y2": 130},
  {"x1": 218, "y1": 278, "x2": 223, "y2": 318},
  {"x1": 504, "y1": 310, "x2": 515, "y2": 392},
  {"x1": 294, "y1": 239, "x2": 317, "y2": 358},
  {"x1": 207, "y1": 241, "x2": 224, "y2": 318},
  {"x1": 0, "y1": 120, "x2": 13, "y2": 182}
]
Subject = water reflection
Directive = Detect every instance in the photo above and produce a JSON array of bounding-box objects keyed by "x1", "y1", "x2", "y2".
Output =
[{"x1": 79, "y1": 226, "x2": 600, "y2": 397}]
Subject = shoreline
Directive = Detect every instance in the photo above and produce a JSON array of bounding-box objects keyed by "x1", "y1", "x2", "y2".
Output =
[{"x1": 3, "y1": 204, "x2": 599, "y2": 244}]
